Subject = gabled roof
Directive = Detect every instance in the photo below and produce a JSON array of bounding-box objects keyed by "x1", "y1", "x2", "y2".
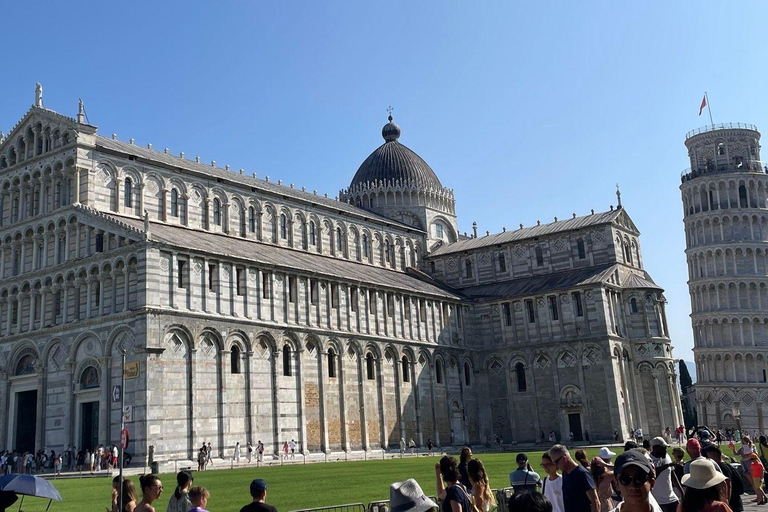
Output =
[
  {"x1": 0, "y1": 106, "x2": 84, "y2": 155},
  {"x1": 458, "y1": 264, "x2": 617, "y2": 301},
  {"x1": 427, "y1": 208, "x2": 639, "y2": 257},
  {"x1": 97, "y1": 212, "x2": 462, "y2": 300},
  {"x1": 623, "y1": 272, "x2": 662, "y2": 290},
  {"x1": 93, "y1": 136, "x2": 421, "y2": 233}
]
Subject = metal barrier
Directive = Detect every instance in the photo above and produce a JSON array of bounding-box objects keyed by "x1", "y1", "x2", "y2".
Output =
[
  {"x1": 290, "y1": 503, "x2": 367, "y2": 512},
  {"x1": 494, "y1": 487, "x2": 514, "y2": 512},
  {"x1": 367, "y1": 496, "x2": 439, "y2": 512}
]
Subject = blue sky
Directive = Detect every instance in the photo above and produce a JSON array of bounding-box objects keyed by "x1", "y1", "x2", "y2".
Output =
[{"x1": 2, "y1": 1, "x2": 767, "y2": 368}]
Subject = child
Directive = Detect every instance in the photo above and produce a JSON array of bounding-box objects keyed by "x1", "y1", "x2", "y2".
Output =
[
  {"x1": 188, "y1": 486, "x2": 210, "y2": 512},
  {"x1": 750, "y1": 453, "x2": 766, "y2": 505}
]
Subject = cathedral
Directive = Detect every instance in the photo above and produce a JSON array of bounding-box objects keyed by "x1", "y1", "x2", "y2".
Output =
[{"x1": 0, "y1": 88, "x2": 681, "y2": 464}]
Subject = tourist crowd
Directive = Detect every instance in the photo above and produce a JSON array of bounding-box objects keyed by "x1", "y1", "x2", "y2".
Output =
[{"x1": 105, "y1": 427, "x2": 768, "y2": 512}]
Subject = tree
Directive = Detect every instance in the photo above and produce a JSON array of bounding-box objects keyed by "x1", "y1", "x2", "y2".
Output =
[
  {"x1": 679, "y1": 360, "x2": 694, "y2": 394},
  {"x1": 679, "y1": 360, "x2": 697, "y2": 429}
]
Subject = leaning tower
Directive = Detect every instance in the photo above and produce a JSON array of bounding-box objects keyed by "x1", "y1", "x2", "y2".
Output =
[{"x1": 681, "y1": 122, "x2": 768, "y2": 431}]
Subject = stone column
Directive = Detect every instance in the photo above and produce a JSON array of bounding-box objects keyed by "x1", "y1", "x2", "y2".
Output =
[
  {"x1": 338, "y1": 349, "x2": 349, "y2": 452},
  {"x1": 35, "y1": 367, "x2": 46, "y2": 451},
  {"x1": 652, "y1": 373, "x2": 667, "y2": 430},
  {"x1": 74, "y1": 167, "x2": 81, "y2": 204},
  {"x1": 219, "y1": 350, "x2": 228, "y2": 458},
  {"x1": 270, "y1": 350, "x2": 280, "y2": 455},
  {"x1": 15, "y1": 294, "x2": 23, "y2": 332},
  {"x1": 123, "y1": 269, "x2": 130, "y2": 312},
  {"x1": 317, "y1": 348, "x2": 329, "y2": 453},
  {"x1": 356, "y1": 352, "x2": 369, "y2": 451},
  {"x1": 162, "y1": 189, "x2": 169, "y2": 222},
  {"x1": 377, "y1": 357, "x2": 388, "y2": 449},
  {"x1": 245, "y1": 350, "x2": 254, "y2": 443},
  {"x1": 428, "y1": 361, "x2": 440, "y2": 446},
  {"x1": 62, "y1": 284, "x2": 70, "y2": 324},
  {"x1": 63, "y1": 362, "x2": 74, "y2": 448},
  {"x1": 39, "y1": 286, "x2": 48, "y2": 328},
  {"x1": 0, "y1": 371, "x2": 8, "y2": 449},
  {"x1": 27, "y1": 291, "x2": 37, "y2": 332},
  {"x1": 296, "y1": 348, "x2": 308, "y2": 454},
  {"x1": 99, "y1": 357, "x2": 111, "y2": 445},
  {"x1": 411, "y1": 360, "x2": 423, "y2": 446},
  {"x1": 393, "y1": 356, "x2": 405, "y2": 444},
  {"x1": 85, "y1": 277, "x2": 93, "y2": 318}
]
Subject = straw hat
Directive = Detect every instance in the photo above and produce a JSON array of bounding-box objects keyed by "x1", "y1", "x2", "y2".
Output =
[
  {"x1": 681, "y1": 459, "x2": 728, "y2": 489},
  {"x1": 390, "y1": 479, "x2": 438, "y2": 512}
]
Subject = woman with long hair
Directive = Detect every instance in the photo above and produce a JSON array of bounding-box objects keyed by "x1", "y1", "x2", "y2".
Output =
[
  {"x1": 732, "y1": 434, "x2": 756, "y2": 492},
  {"x1": 167, "y1": 470, "x2": 193, "y2": 512},
  {"x1": 135, "y1": 475, "x2": 163, "y2": 512},
  {"x1": 110, "y1": 476, "x2": 138, "y2": 512},
  {"x1": 574, "y1": 449, "x2": 589, "y2": 468},
  {"x1": 468, "y1": 458, "x2": 496, "y2": 512},
  {"x1": 589, "y1": 457, "x2": 615, "y2": 512},
  {"x1": 680, "y1": 459, "x2": 732, "y2": 512},
  {"x1": 436, "y1": 455, "x2": 471, "y2": 512}
]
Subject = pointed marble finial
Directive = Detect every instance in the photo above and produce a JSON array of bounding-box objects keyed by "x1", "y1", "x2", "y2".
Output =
[
  {"x1": 225, "y1": 165, "x2": 230, "y2": 171},
  {"x1": 616, "y1": 183, "x2": 622, "y2": 208},
  {"x1": 35, "y1": 83, "x2": 43, "y2": 108},
  {"x1": 537, "y1": 220, "x2": 541, "y2": 226},
  {"x1": 112, "y1": 133, "x2": 117, "y2": 140},
  {"x1": 519, "y1": 223, "x2": 523, "y2": 229},
  {"x1": 180, "y1": 152, "x2": 185, "y2": 158},
  {"x1": 573, "y1": 213, "x2": 577, "y2": 218},
  {"x1": 591, "y1": 209, "x2": 595, "y2": 215},
  {"x1": 129, "y1": 138, "x2": 135, "y2": 145}
]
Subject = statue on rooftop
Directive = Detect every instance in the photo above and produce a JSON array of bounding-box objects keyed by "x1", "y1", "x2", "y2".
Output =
[{"x1": 35, "y1": 83, "x2": 43, "y2": 107}]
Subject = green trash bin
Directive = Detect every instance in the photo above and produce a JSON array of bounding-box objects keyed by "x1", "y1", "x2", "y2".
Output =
[{"x1": 150, "y1": 462, "x2": 159, "y2": 474}]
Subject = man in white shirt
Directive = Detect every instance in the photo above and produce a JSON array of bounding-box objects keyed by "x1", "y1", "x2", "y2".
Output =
[
  {"x1": 541, "y1": 453, "x2": 565, "y2": 512},
  {"x1": 649, "y1": 437, "x2": 679, "y2": 512}
]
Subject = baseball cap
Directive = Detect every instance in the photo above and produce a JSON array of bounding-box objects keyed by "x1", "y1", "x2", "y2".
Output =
[
  {"x1": 687, "y1": 438, "x2": 701, "y2": 451},
  {"x1": 516, "y1": 453, "x2": 528, "y2": 463},
  {"x1": 650, "y1": 437, "x2": 669, "y2": 448},
  {"x1": 250, "y1": 479, "x2": 268, "y2": 496},
  {"x1": 614, "y1": 449, "x2": 653, "y2": 476},
  {"x1": 699, "y1": 430, "x2": 712, "y2": 439}
]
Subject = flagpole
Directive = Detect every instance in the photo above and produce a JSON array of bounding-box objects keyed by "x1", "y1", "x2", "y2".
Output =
[{"x1": 705, "y1": 91, "x2": 714, "y2": 127}]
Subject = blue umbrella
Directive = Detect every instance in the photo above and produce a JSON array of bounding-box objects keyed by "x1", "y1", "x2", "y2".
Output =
[{"x1": 0, "y1": 474, "x2": 62, "y2": 511}]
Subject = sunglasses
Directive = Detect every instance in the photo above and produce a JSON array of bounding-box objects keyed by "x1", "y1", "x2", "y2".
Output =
[
  {"x1": 540, "y1": 462, "x2": 552, "y2": 468},
  {"x1": 552, "y1": 456, "x2": 564, "y2": 466},
  {"x1": 618, "y1": 472, "x2": 650, "y2": 486}
]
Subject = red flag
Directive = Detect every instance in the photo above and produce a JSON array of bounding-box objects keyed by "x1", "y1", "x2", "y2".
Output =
[{"x1": 699, "y1": 95, "x2": 707, "y2": 116}]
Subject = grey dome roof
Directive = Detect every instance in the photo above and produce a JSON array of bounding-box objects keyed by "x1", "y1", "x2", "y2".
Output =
[{"x1": 349, "y1": 118, "x2": 442, "y2": 190}]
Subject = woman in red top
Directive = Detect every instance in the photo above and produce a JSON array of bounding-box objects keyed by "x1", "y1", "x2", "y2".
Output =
[{"x1": 678, "y1": 459, "x2": 732, "y2": 512}]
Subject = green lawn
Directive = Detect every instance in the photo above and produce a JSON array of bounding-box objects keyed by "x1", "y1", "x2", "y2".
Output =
[{"x1": 18, "y1": 447, "x2": 624, "y2": 512}]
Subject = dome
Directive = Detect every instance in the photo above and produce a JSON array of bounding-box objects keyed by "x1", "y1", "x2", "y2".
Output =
[{"x1": 348, "y1": 117, "x2": 443, "y2": 190}]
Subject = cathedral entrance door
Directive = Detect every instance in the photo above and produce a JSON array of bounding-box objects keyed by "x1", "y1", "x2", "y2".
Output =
[
  {"x1": 451, "y1": 406, "x2": 464, "y2": 445},
  {"x1": 568, "y1": 413, "x2": 583, "y2": 442},
  {"x1": 80, "y1": 402, "x2": 99, "y2": 451},
  {"x1": 14, "y1": 390, "x2": 37, "y2": 453}
]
